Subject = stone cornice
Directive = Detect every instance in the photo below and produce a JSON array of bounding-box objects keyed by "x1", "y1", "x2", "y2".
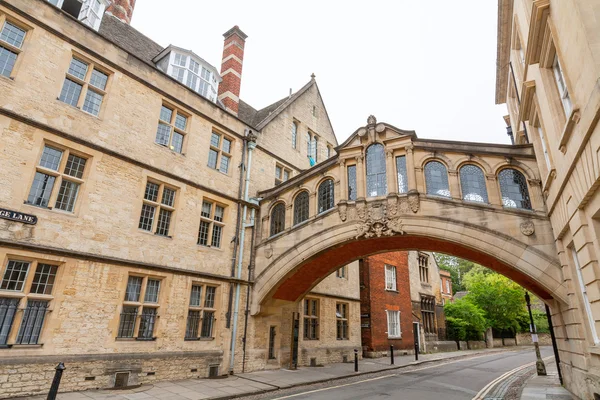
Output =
[{"x1": 495, "y1": 0, "x2": 514, "y2": 104}]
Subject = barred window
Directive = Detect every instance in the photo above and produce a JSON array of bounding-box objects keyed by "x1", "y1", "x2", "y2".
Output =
[
  {"x1": 460, "y1": 165, "x2": 488, "y2": 203},
  {"x1": 0, "y1": 259, "x2": 59, "y2": 346},
  {"x1": 385, "y1": 265, "x2": 397, "y2": 291},
  {"x1": 185, "y1": 284, "x2": 217, "y2": 340},
  {"x1": 270, "y1": 203, "x2": 286, "y2": 236},
  {"x1": 118, "y1": 275, "x2": 162, "y2": 340},
  {"x1": 293, "y1": 191, "x2": 309, "y2": 225},
  {"x1": 138, "y1": 181, "x2": 177, "y2": 237},
  {"x1": 318, "y1": 179, "x2": 334, "y2": 213},
  {"x1": 498, "y1": 168, "x2": 531, "y2": 210},
  {"x1": 396, "y1": 156, "x2": 408, "y2": 194},
  {"x1": 155, "y1": 104, "x2": 188, "y2": 154},
  {"x1": 425, "y1": 161, "x2": 450, "y2": 197},
  {"x1": 366, "y1": 144, "x2": 387, "y2": 197},
  {"x1": 347, "y1": 165, "x2": 357, "y2": 201},
  {"x1": 27, "y1": 144, "x2": 88, "y2": 212},
  {"x1": 303, "y1": 298, "x2": 319, "y2": 340},
  {"x1": 208, "y1": 132, "x2": 232, "y2": 174},
  {"x1": 336, "y1": 303, "x2": 348, "y2": 340},
  {"x1": 59, "y1": 57, "x2": 109, "y2": 117},
  {"x1": 197, "y1": 201, "x2": 225, "y2": 248},
  {"x1": 0, "y1": 20, "x2": 27, "y2": 78},
  {"x1": 386, "y1": 310, "x2": 401, "y2": 338},
  {"x1": 421, "y1": 296, "x2": 436, "y2": 334}
]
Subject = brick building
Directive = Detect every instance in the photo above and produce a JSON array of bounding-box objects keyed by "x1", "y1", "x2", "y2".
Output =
[{"x1": 440, "y1": 269, "x2": 453, "y2": 305}]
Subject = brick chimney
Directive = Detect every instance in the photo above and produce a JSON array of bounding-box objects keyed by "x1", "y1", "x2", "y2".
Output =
[
  {"x1": 106, "y1": 0, "x2": 136, "y2": 24},
  {"x1": 218, "y1": 26, "x2": 248, "y2": 115}
]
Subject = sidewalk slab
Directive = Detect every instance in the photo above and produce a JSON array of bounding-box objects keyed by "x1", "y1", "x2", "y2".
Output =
[
  {"x1": 520, "y1": 362, "x2": 575, "y2": 400},
  {"x1": 22, "y1": 347, "x2": 520, "y2": 400}
]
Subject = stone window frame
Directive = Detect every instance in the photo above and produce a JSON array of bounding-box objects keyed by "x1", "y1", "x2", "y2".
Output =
[
  {"x1": 0, "y1": 14, "x2": 31, "y2": 79},
  {"x1": 154, "y1": 102, "x2": 190, "y2": 155},
  {"x1": 317, "y1": 179, "x2": 335, "y2": 214},
  {"x1": 497, "y1": 167, "x2": 532, "y2": 210},
  {"x1": 138, "y1": 179, "x2": 178, "y2": 238},
  {"x1": 418, "y1": 252, "x2": 429, "y2": 284},
  {"x1": 420, "y1": 295, "x2": 436, "y2": 334},
  {"x1": 395, "y1": 155, "x2": 408, "y2": 194},
  {"x1": 347, "y1": 162, "x2": 358, "y2": 201},
  {"x1": 208, "y1": 130, "x2": 233, "y2": 175},
  {"x1": 530, "y1": 108, "x2": 554, "y2": 177},
  {"x1": 386, "y1": 310, "x2": 401, "y2": 339},
  {"x1": 25, "y1": 142, "x2": 90, "y2": 214},
  {"x1": 184, "y1": 283, "x2": 218, "y2": 341},
  {"x1": 269, "y1": 202, "x2": 286, "y2": 237},
  {"x1": 424, "y1": 160, "x2": 451, "y2": 198},
  {"x1": 365, "y1": 143, "x2": 387, "y2": 198},
  {"x1": 275, "y1": 163, "x2": 292, "y2": 186},
  {"x1": 570, "y1": 247, "x2": 600, "y2": 345},
  {"x1": 303, "y1": 298, "x2": 319, "y2": 341},
  {"x1": 117, "y1": 274, "x2": 164, "y2": 341},
  {"x1": 291, "y1": 120, "x2": 298, "y2": 150},
  {"x1": 58, "y1": 52, "x2": 112, "y2": 118},
  {"x1": 0, "y1": 256, "x2": 61, "y2": 348},
  {"x1": 510, "y1": 18, "x2": 527, "y2": 80},
  {"x1": 293, "y1": 191, "x2": 310, "y2": 226},
  {"x1": 384, "y1": 264, "x2": 397, "y2": 291},
  {"x1": 335, "y1": 266, "x2": 347, "y2": 279},
  {"x1": 336, "y1": 302, "x2": 349, "y2": 340},
  {"x1": 197, "y1": 199, "x2": 226, "y2": 249},
  {"x1": 307, "y1": 130, "x2": 319, "y2": 162},
  {"x1": 458, "y1": 163, "x2": 489, "y2": 204},
  {"x1": 268, "y1": 326, "x2": 277, "y2": 360}
]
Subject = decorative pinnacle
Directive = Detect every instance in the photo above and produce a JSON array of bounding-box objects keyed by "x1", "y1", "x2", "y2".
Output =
[
  {"x1": 311, "y1": 73, "x2": 316, "y2": 80},
  {"x1": 367, "y1": 115, "x2": 377, "y2": 125}
]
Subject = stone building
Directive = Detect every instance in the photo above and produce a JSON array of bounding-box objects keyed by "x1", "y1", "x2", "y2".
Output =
[
  {"x1": 0, "y1": 0, "x2": 352, "y2": 396},
  {"x1": 496, "y1": 0, "x2": 600, "y2": 397},
  {"x1": 439, "y1": 269, "x2": 453, "y2": 305}
]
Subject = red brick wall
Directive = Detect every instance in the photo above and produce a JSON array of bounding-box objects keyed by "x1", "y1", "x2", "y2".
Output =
[
  {"x1": 360, "y1": 252, "x2": 414, "y2": 351},
  {"x1": 106, "y1": 0, "x2": 136, "y2": 24}
]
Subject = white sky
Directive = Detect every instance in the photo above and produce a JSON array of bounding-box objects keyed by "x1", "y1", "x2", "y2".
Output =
[{"x1": 131, "y1": 1, "x2": 509, "y2": 145}]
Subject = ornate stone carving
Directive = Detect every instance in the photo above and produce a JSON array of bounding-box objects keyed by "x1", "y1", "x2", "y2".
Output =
[
  {"x1": 375, "y1": 123, "x2": 386, "y2": 133},
  {"x1": 338, "y1": 201, "x2": 348, "y2": 222},
  {"x1": 264, "y1": 244, "x2": 273, "y2": 259},
  {"x1": 354, "y1": 201, "x2": 405, "y2": 239},
  {"x1": 367, "y1": 115, "x2": 377, "y2": 125},
  {"x1": 408, "y1": 191, "x2": 420, "y2": 213},
  {"x1": 520, "y1": 220, "x2": 535, "y2": 236},
  {"x1": 387, "y1": 195, "x2": 398, "y2": 216}
]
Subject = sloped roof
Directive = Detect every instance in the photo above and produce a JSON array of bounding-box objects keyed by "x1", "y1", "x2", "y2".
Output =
[{"x1": 98, "y1": 14, "x2": 164, "y2": 66}]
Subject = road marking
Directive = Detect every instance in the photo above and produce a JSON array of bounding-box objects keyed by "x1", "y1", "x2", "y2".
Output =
[
  {"x1": 472, "y1": 356, "x2": 553, "y2": 400},
  {"x1": 270, "y1": 352, "x2": 517, "y2": 399}
]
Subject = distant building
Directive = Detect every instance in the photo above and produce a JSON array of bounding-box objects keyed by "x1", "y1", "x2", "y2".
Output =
[{"x1": 439, "y1": 269, "x2": 453, "y2": 305}]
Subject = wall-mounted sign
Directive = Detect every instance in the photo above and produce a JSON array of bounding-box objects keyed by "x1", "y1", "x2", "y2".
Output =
[
  {"x1": 361, "y1": 323, "x2": 370, "y2": 328},
  {"x1": 0, "y1": 208, "x2": 37, "y2": 225},
  {"x1": 360, "y1": 313, "x2": 370, "y2": 318}
]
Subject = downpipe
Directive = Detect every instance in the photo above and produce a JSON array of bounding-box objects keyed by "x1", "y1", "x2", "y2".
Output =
[
  {"x1": 229, "y1": 136, "x2": 256, "y2": 374},
  {"x1": 241, "y1": 207, "x2": 256, "y2": 373}
]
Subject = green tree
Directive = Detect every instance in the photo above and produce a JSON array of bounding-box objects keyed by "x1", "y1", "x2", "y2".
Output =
[
  {"x1": 444, "y1": 298, "x2": 487, "y2": 340},
  {"x1": 433, "y1": 253, "x2": 481, "y2": 294},
  {"x1": 463, "y1": 269, "x2": 527, "y2": 334}
]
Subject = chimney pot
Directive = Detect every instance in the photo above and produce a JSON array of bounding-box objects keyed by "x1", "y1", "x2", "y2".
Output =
[{"x1": 105, "y1": 0, "x2": 136, "y2": 24}]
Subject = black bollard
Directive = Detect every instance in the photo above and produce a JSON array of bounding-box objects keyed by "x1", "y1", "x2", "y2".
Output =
[
  {"x1": 414, "y1": 341, "x2": 419, "y2": 361},
  {"x1": 354, "y1": 349, "x2": 358, "y2": 372},
  {"x1": 47, "y1": 362, "x2": 66, "y2": 400},
  {"x1": 390, "y1": 345, "x2": 394, "y2": 365}
]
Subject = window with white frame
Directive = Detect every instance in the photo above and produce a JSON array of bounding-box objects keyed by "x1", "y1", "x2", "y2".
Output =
[
  {"x1": 0, "y1": 18, "x2": 27, "y2": 78},
  {"x1": 537, "y1": 124, "x2": 552, "y2": 171},
  {"x1": 208, "y1": 132, "x2": 232, "y2": 174},
  {"x1": 185, "y1": 284, "x2": 217, "y2": 340},
  {"x1": 552, "y1": 55, "x2": 572, "y2": 116},
  {"x1": 336, "y1": 303, "x2": 349, "y2": 340},
  {"x1": 446, "y1": 280, "x2": 451, "y2": 294},
  {"x1": 386, "y1": 310, "x2": 401, "y2": 338},
  {"x1": 197, "y1": 201, "x2": 225, "y2": 248},
  {"x1": 385, "y1": 265, "x2": 397, "y2": 291},
  {"x1": 0, "y1": 259, "x2": 59, "y2": 346},
  {"x1": 46, "y1": 0, "x2": 107, "y2": 31},
  {"x1": 275, "y1": 164, "x2": 291, "y2": 185},
  {"x1": 27, "y1": 144, "x2": 88, "y2": 213},
  {"x1": 165, "y1": 52, "x2": 218, "y2": 102},
  {"x1": 571, "y1": 249, "x2": 600, "y2": 344},
  {"x1": 138, "y1": 181, "x2": 177, "y2": 237},
  {"x1": 59, "y1": 56, "x2": 109, "y2": 117},
  {"x1": 155, "y1": 104, "x2": 188, "y2": 154},
  {"x1": 118, "y1": 275, "x2": 161, "y2": 340}
]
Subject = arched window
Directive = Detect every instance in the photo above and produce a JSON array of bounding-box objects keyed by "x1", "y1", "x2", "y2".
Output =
[
  {"x1": 498, "y1": 168, "x2": 531, "y2": 209},
  {"x1": 270, "y1": 203, "x2": 286, "y2": 236},
  {"x1": 293, "y1": 191, "x2": 309, "y2": 225},
  {"x1": 366, "y1": 143, "x2": 387, "y2": 197},
  {"x1": 424, "y1": 161, "x2": 450, "y2": 197},
  {"x1": 460, "y1": 164, "x2": 488, "y2": 203},
  {"x1": 318, "y1": 179, "x2": 334, "y2": 213},
  {"x1": 291, "y1": 121, "x2": 298, "y2": 149}
]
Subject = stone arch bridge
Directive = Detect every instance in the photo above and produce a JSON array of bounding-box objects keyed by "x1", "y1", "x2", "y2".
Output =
[{"x1": 251, "y1": 116, "x2": 565, "y2": 316}]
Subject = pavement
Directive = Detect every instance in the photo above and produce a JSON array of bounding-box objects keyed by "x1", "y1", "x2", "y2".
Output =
[
  {"x1": 519, "y1": 360, "x2": 575, "y2": 400},
  {"x1": 25, "y1": 347, "x2": 518, "y2": 400}
]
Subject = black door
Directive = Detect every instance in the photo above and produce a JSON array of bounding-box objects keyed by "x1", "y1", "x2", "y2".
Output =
[{"x1": 290, "y1": 312, "x2": 300, "y2": 369}]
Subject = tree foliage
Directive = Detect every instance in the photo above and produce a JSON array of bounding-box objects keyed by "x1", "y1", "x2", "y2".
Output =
[
  {"x1": 444, "y1": 298, "x2": 487, "y2": 341},
  {"x1": 433, "y1": 253, "x2": 481, "y2": 294}
]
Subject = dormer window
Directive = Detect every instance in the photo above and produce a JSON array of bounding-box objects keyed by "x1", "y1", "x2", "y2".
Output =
[
  {"x1": 47, "y1": 0, "x2": 107, "y2": 31},
  {"x1": 154, "y1": 48, "x2": 221, "y2": 103}
]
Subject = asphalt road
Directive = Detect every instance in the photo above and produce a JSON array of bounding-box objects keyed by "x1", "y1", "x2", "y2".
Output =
[{"x1": 242, "y1": 347, "x2": 554, "y2": 400}]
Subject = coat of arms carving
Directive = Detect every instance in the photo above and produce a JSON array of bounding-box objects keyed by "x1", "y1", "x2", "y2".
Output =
[{"x1": 354, "y1": 202, "x2": 405, "y2": 239}]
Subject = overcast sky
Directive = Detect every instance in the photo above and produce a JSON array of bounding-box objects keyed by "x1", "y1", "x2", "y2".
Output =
[{"x1": 131, "y1": 1, "x2": 509, "y2": 145}]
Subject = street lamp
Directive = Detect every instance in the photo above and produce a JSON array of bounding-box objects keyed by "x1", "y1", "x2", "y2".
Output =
[{"x1": 525, "y1": 291, "x2": 547, "y2": 376}]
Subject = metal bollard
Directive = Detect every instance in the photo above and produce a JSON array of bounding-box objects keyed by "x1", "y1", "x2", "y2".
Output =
[
  {"x1": 390, "y1": 345, "x2": 394, "y2": 365},
  {"x1": 354, "y1": 349, "x2": 358, "y2": 372},
  {"x1": 47, "y1": 362, "x2": 66, "y2": 400},
  {"x1": 414, "y1": 342, "x2": 419, "y2": 361}
]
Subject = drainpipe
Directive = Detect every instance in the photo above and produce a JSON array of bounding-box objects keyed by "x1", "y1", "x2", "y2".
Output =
[
  {"x1": 242, "y1": 206, "x2": 257, "y2": 373},
  {"x1": 226, "y1": 131, "x2": 248, "y2": 328},
  {"x1": 229, "y1": 132, "x2": 257, "y2": 374}
]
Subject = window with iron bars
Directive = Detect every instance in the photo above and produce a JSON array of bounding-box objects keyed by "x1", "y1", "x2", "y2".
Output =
[
  {"x1": 420, "y1": 296, "x2": 436, "y2": 334},
  {"x1": 0, "y1": 259, "x2": 59, "y2": 346},
  {"x1": 185, "y1": 285, "x2": 217, "y2": 340},
  {"x1": 303, "y1": 298, "x2": 319, "y2": 340},
  {"x1": 117, "y1": 275, "x2": 162, "y2": 340}
]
